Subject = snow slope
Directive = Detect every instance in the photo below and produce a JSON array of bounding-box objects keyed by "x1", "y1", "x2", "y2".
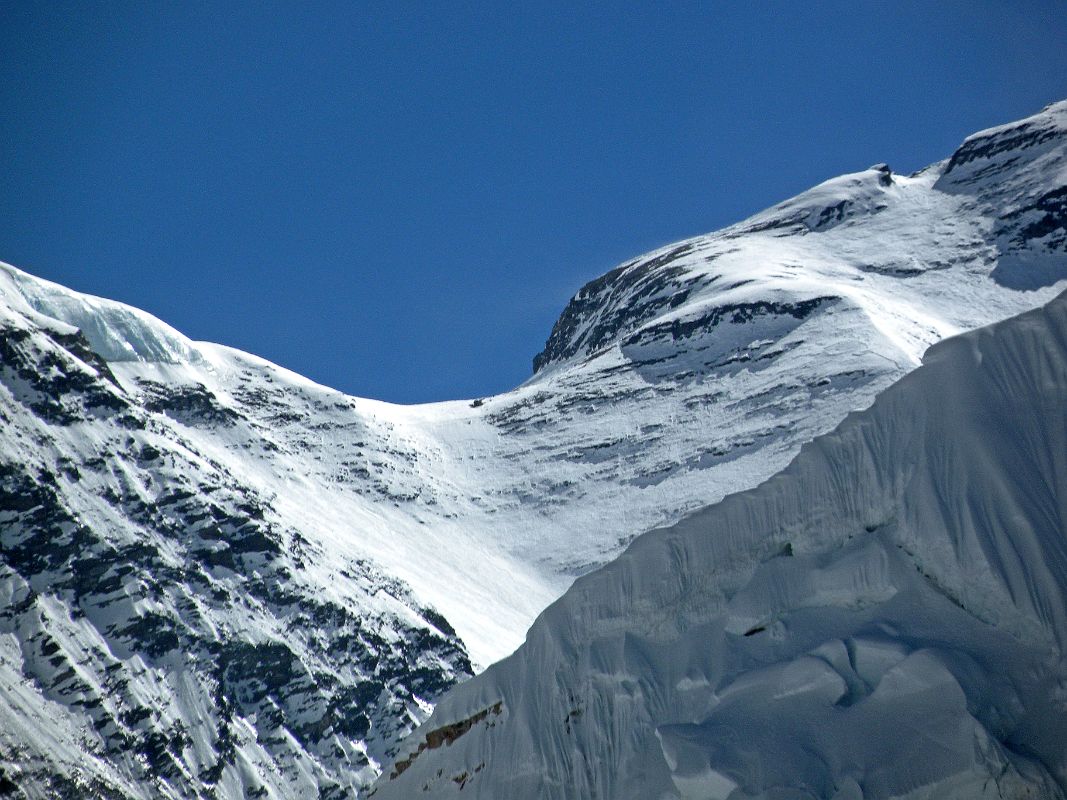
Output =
[
  {"x1": 1, "y1": 99, "x2": 1066, "y2": 796},
  {"x1": 372, "y1": 288, "x2": 1067, "y2": 800},
  {"x1": 0, "y1": 276, "x2": 473, "y2": 798}
]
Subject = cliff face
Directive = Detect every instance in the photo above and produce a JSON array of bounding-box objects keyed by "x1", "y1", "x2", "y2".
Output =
[{"x1": 0, "y1": 287, "x2": 472, "y2": 799}]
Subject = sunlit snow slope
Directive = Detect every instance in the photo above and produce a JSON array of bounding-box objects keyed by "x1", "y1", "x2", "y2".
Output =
[
  {"x1": 1, "y1": 100, "x2": 1066, "y2": 797},
  {"x1": 373, "y1": 286, "x2": 1067, "y2": 800}
]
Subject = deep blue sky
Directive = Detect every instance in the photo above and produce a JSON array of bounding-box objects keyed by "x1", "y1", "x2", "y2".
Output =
[{"x1": 2, "y1": 3, "x2": 1065, "y2": 403}]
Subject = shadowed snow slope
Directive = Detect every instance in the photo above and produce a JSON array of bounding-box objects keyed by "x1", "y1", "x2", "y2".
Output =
[
  {"x1": 1, "y1": 100, "x2": 1066, "y2": 797},
  {"x1": 373, "y1": 290, "x2": 1067, "y2": 800}
]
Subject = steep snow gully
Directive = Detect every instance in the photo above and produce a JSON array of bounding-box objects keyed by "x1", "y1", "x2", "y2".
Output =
[{"x1": 1, "y1": 100, "x2": 1066, "y2": 797}]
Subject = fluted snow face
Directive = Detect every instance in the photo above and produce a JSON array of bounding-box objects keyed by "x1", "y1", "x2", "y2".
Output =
[
  {"x1": 374, "y1": 291, "x2": 1067, "y2": 800},
  {"x1": 1, "y1": 100, "x2": 1066, "y2": 797}
]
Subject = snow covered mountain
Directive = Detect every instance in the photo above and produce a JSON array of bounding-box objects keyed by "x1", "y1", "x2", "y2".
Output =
[
  {"x1": 371, "y1": 284, "x2": 1067, "y2": 800},
  {"x1": 1, "y1": 99, "x2": 1065, "y2": 797},
  {"x1": 0, "y1": 275, "x2": 473, "y2": 797}
]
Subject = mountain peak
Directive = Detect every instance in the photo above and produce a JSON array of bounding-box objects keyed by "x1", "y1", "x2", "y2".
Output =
[
  {"x1": 532, "y1": 101, "x2": 1066, "y2": 377},
  {"x1": 3, "y1": 100, "x2": 1067, "y2": 799}
]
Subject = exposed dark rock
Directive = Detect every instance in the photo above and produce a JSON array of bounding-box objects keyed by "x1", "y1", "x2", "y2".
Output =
[
  {"x1": 0, "y1": 313, "x2": 472, "y2": 798},
  {"x1": 623, "y1": 297, "x2": 835, "y2": 348},
  {"x1": 388, "y1": 702, "x2": 503, "y2": 779},
  {"x1": 138, "y1": 379, "x2": 240, "y2": 427},
  {"x1": 532, "y1": 243, "x2": 705, "y2": 372},
  {"x1": 941, "y1": 118, "x2": 1061, "y2": 177}
]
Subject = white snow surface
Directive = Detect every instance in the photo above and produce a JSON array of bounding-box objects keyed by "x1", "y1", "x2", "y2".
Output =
[
  {"x1": 0, "y1": 99, "x2": 1065, "y2": 797},
  {"x1": 372, "y1": 285, "x2": 1067, "y2": 800},
  {"x1": 8, "y1": 102, "x2": 1066, "y2": 668}
]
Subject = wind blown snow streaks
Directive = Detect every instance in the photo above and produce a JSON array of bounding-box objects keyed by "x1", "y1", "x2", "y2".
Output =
[{"x1": 373, "y1": 292, "x2": 1067, "y2": 799}]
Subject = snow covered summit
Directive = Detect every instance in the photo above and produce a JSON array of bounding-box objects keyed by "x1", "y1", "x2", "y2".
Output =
[{"x1": 1, "y1": 99, "x2": 1065, "y2": 797}]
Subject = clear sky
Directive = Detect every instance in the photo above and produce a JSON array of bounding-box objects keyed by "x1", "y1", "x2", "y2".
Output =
[{"x1": 2, "y1": 2, "x2": 1065, "y2": 403}]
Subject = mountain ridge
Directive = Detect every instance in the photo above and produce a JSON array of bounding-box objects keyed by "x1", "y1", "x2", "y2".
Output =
[
  {"x1": 1, "y1": 99, "x2": 1066, "y2": 797},
  {"x1": 372, "y1": 287, "x2": 1067, "y2": 799}
]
